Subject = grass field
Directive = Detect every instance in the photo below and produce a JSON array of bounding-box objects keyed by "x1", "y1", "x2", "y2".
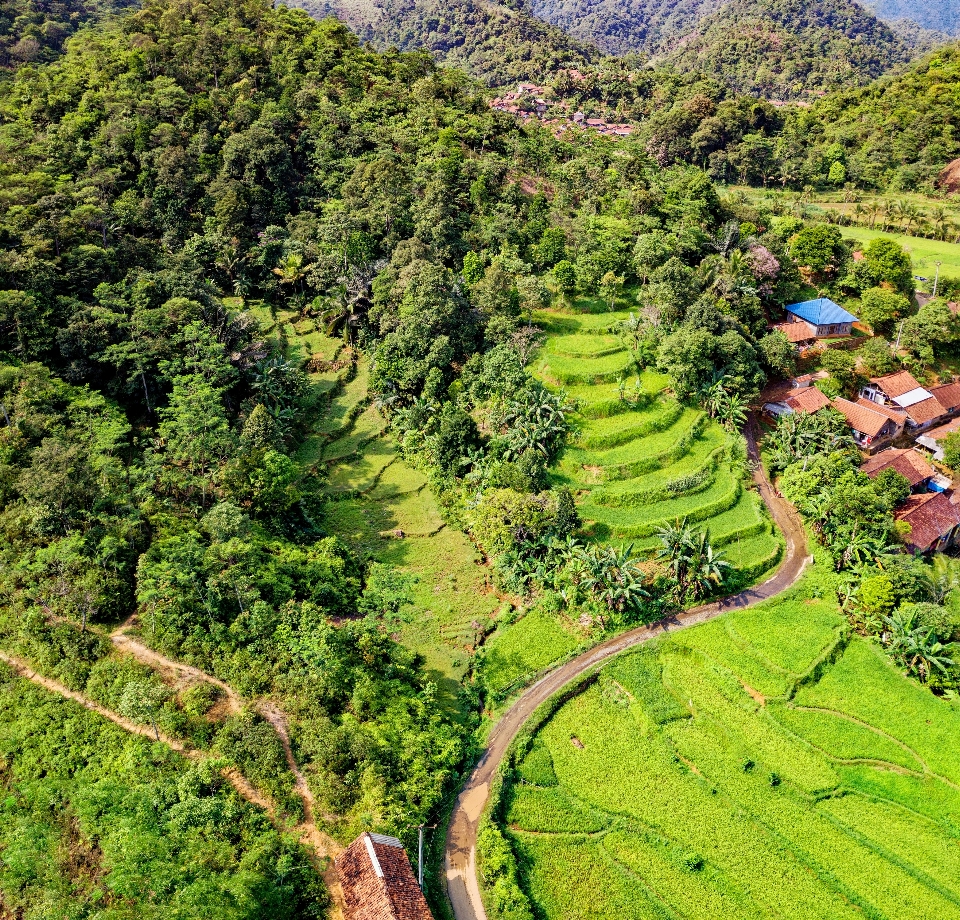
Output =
[
  {"x1": 838, "y1": 227, "x2": 960, "y2": 287},
  {"x1": 261, "y1": 308, "x2": 505, "y2": 705},
  {"x1": 500, "y1": 570, "x2": 960, "y2": 920},
  {"x1": 723, "y1": 186, "x2": 960, "y2": 291}
]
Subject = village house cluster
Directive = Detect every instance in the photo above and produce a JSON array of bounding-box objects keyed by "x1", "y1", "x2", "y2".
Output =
[
  {"x1": 489, "y1": 81, "x2": 634, "y2": 139},
  {"x1": 760, "y1": 295, "x2": 960, "y2": 554}
]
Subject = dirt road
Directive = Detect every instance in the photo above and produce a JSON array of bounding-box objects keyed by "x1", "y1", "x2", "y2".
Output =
[{"x1": 443, "y1": 415, "x2": 810, "y2": 920}]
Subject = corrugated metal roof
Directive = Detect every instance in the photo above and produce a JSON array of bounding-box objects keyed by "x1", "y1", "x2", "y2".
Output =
[
  {"x1": 785, "y1": 298, "x2": 858, "y2": 326},
  {"x1": 893, "y1": 387, "x2": 935, "y2": 408}
]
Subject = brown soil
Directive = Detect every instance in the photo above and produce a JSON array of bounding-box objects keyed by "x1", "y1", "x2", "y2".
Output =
[{"x1": 938, "y1": 158, "x2": 960, "y2": 194}]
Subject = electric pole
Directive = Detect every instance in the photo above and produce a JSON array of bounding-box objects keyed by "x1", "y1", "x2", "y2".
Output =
[
  {"x1": 934, "y1": 261, "x2": 943, "y2": 298},
  {"x1": 418, "y1": 826, "x2": 424, "y2": 890}
]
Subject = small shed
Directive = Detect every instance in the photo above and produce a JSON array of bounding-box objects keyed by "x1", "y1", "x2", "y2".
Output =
[
  {"x1": 336, "y1": 832, "x2": 433, "y2": 920},
  {"x1": 784, "y1": 298, "x2": 858, "y2": 338}
]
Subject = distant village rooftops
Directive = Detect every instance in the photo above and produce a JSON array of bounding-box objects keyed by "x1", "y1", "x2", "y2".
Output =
[{"x1": 337, "y1": 833, "x2": 433, "y2": 920}]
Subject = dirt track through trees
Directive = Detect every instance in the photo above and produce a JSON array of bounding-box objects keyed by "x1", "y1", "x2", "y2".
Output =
[{"x1": 443, "y1": 415, "x2": 812, "y2": 920}]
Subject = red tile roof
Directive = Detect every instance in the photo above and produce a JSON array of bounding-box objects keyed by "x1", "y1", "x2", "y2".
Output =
[
  {"x1": 861, "y1": 449, "x2": 935, "y2": 487},
  {"x1": 895, "y1": 492, "x2": 960, "y2": 553},
  {"x1": 785, "y1": 387, "x2": 831, "y2": 414},
  {"x1": 832, "y1": 398, "x2": 899, "y2": 439},
  {"x1": 855, "y1": 397, "x2": 906, "y2": 424},
  {"x1": 930, "y1": 382, "x2": 960, "y2": 413},
  {"x1": 772, "y1": 321, "x2": 817, "y2": 343},
  {"x1": 870, "y1": 370, "x2": 923, "y2": 399},
  {"x1": 904, "y1": 395, "x2": 948, "y2": 425},
  {"x1": 337, "y1": 834, "x2": 433, "y2": 920}
]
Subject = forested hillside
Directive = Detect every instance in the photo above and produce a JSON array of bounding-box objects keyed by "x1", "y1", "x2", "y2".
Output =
[
  {"x1": 864, "y1": 0, "x2": 960, "y2": 36},
  {"x1": 662, "y1": 0, "x2": 910, "y2": 100},
  {"x1": 521, "y1": 0, "x2": 723, "y2": 55},
  {"x1": 0, "y1": 0, "x2": 135, "y2": 72},
  {"x1": 284, "y1": 0, "x2": 598, "y2": 85}
]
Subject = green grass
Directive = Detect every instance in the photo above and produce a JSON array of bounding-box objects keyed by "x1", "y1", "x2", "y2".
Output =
[
  {"x1": 558, "y1": 408, "x2": 703, "y2": 479},
  {"x1": 280, "y1": 325, "x2": 503, "y2": 697},
  {"x1": 580, "y1": 468, "x2": 742, "y2": 538},
  {"x1": 575, "y1": 400, "x2": 684, "y2": 451},
  {"x1": 528, "y1": 303, "x2": 779, "y2": 585},
  {"x1": 545, "y1": 333, "x2": 625, "y2": 358},
  {"x1": 839, "y1": 226, "x2": 960, "y2": 285},
  {"x1": 482, "y1": 608, "x2": 582, "y2": 697},
  {"x1": 536, "y1": 349, "x2": 636, "y2": 386},
  {"x1": 497, "y1": 575, "x2": 960, "y2": 920}
]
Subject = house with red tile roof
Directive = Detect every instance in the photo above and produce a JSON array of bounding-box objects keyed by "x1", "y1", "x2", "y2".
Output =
[
  {"x1": 771, "y1": 320, "x2": 818, "y2": 347},
  {"x1": 917, "y1": 416, "x2": 960, "y2": 462},
  {"x1": 860, "y1": 371, "x2": 949, "y2": 432},
  {"x1": 337, "y1": 833, "x2": 433, "y2": 920},
  {"x1": 895, "y1": 492, "x2": 960, "y2": 554},
  {"x1": 831, "y1": 397, "x2": 905, "y2": 452},
  {"x1": 763, "y1": 384, "x2": 831, "y2": 420},
  {"x1": 861, "y1": 449, "x2": 936, "y2": 492}
]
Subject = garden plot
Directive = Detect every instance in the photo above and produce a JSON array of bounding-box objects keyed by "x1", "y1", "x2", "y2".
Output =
[{"x1": 502, "y1": 580, "x2": 960, "y2": 920}]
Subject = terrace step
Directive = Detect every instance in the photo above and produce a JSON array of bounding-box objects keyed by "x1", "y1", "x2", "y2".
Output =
[
  {"x1": 575, "y1": 400, "x2": 684, "y2": 451},
  {"x1": 580, "y1": 468, "x2": 743, "y2": 540}
]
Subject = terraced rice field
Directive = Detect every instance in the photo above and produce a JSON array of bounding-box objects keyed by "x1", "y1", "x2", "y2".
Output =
[
  {"x1": 264, "y1": 308, "x2": 503, "y2": 699},
  {"x1": 501, "y1": 571, "x2": 960, "y2": 920},
  {"x1": 534, "y1": 304, "x2": 781, "y2": 577}
]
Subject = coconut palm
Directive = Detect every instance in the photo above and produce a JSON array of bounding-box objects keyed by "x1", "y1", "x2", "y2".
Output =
[{"x1": 272, "y1": 252, "x2": 307, "y2": 296}]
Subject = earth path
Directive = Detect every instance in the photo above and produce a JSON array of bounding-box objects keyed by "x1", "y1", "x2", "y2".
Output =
[
  {"x1": 108, "y1": 619, "x2": 346, "y2": 911},
  {"x1": 0, "y1": 649, "x2": 271, "y2": 812},
  {"x1": 444, "y1": 414, "x2": 811, "y2": 920}
]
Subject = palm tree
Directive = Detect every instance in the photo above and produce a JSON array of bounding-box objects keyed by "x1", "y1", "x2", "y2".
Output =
[
  {"x1": 272, "y1": 252, "x2": 307, "y2": 297},
  {"x1": 685, "y1": 531, "x2": 732, "y2": 600},
  {"x1": 656, "y1": 519, "x2": 695, "y2": 586},
  {"x1": 715, "y1": 391, "x2": 750, "y2": 432}
]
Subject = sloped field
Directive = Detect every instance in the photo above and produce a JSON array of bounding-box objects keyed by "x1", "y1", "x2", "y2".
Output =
[
  {"x1": 274, "y1": 314, "x2": 503, "y2": 694},
  {"x1": 533, "y1": 305, "x2": 781, "y2": 576},
  {"x1": 502, "y1": 579, "x2": 960, "y2": 920}
]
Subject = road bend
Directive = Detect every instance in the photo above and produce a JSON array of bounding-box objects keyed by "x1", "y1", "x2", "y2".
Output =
[{"x1": 444, "y1": 415, "x2": 810, "y2": 920}]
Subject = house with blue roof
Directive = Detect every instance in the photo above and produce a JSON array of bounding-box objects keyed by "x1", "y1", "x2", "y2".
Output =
[{"x1": 784, "y1": 297, "x2": 858, "y2": 338}]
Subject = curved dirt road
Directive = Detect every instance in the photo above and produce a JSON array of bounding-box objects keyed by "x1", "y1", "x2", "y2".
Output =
[{"x1": 444, "y1": 417, "x2": 810, "y2": 920}]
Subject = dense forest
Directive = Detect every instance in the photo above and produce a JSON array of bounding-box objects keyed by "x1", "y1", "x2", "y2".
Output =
[
  {"x1": 0, "y1": 0, "x2": 134, "y2": 72},
  {"x1": 661, "y1": 0, "x2": 910, "y2": 100}
]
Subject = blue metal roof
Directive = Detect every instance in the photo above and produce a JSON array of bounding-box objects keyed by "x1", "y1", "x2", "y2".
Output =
[{"x1": 785, "y1": 298, "x2": 858, "y2": 326}]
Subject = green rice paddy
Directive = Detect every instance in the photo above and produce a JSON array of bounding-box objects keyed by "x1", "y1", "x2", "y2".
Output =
[
  {"x1": 502, "y1": 572, "x2": 960, "y2": 920},
  {"x1": 533, "y1": 302, "x2": 781, "y2": 572}
]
